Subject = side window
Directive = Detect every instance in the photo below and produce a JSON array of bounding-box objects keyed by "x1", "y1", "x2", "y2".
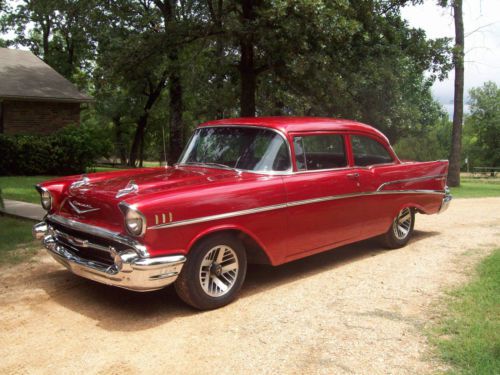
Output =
[
  {"x1": 351, "y1": 135, "x2": 393, "y2": 166},
  {"x1": 294, "y1": 134, "x2": 347, "y2": 171}
]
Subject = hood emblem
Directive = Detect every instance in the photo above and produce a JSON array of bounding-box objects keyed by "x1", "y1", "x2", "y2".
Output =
[
  {"x1": 116, "y1": 180, "x2": 139, "y2": 198},
  {"x1": 69, "y1": 175, "x2": 90, "y2": 192},
  {"x1": 69, "y1": 200, "x2": 100, "y2": 214}
]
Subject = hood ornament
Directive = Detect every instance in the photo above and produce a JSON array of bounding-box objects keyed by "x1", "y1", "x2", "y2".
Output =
[
  {"x1": 69, "y1": 200, "x2": 100, "y2": 214},
  {"x1": 116, "y1": 180, "x2": 139, "y2": 198},
  {"x1": 70, "y1": 175, "x2": 90, "y2": 192}
]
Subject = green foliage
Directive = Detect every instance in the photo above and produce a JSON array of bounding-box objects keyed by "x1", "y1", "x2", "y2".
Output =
[
  {"x1": 0, "y1": 215, "x2": 40, "y2": 265},
  {"x1": 0, "y1": 125, "x2": 111, "y2": 176},
  {"x1": 394, "y1": 115, "x2": 451, "y2": 161},
  {"x1": 464, "y1": 82, "x2": 500, "y2": 167},
  {"x1": 430, "y1": 249, "x2": 500, "y2": 374}
]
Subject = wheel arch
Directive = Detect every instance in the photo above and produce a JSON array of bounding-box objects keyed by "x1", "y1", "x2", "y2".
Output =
[{"x1": 186, "y1": 225, "x2": 273, "y2": 265}]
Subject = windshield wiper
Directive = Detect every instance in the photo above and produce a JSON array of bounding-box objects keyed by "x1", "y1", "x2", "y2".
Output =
[{"x1": 182, "y1": 162, "x2": 236, "y2": 171}]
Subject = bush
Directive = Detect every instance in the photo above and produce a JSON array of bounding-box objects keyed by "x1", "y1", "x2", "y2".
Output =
[{"x1": 0, "y1": 125, "x2": 111, "y2": 176}]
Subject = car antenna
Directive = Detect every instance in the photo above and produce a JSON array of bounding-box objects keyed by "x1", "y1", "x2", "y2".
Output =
[{"x1": 162, "y1": 124, "x2": 168, "y2": 167}]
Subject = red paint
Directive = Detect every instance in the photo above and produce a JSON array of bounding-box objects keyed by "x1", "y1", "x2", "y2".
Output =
[{"x1": 39, "y1": 117, "x2": 449, "y2": 265}]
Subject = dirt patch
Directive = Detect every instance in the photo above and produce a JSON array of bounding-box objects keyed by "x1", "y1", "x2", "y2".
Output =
[{"x1": 1, "y1": 198, "x2": 499, "y2": 374}]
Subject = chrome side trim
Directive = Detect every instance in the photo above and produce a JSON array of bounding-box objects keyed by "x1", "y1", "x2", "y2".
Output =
[
  {"x1": 46, "y1": 214, "x2": 149, "y2": 258},
  {"x1": 149, "y1": 189, "x2": 445, "y2": 230},
  {"x1": 376, "y1": 174, "x2": 447, "y2": 191},
  {"x1": 152, "y1": 203, "x2": 288, "y2": 229}
]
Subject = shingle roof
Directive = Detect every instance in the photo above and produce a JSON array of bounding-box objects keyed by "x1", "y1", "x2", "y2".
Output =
[{"x1": 0, "y1": 48, "x2": 93, "y2": 103}]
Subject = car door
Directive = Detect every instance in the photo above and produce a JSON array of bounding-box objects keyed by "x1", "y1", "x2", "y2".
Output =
[
  {"x1": 348, "y1": 133, "x2": 400, "y2": 237},
  {"x1": 283, "y1": 132, "x2": 363, "y2": 259}
]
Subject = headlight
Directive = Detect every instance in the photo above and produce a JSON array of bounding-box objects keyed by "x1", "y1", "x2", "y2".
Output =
[
  {"x1": 124, "y1": 207, "x2": 146, "y2": 237},
  {"x1": 40, "y1": 189, "x2": 52, "y2": 211}
]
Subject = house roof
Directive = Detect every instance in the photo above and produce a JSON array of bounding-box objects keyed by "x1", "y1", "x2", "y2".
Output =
[
  {"x1": 201, "y1": 117, "x2": 390, "y2": 143},
  {"x1": 0, "y1": 48, "x2": 93, "y2": 103}
]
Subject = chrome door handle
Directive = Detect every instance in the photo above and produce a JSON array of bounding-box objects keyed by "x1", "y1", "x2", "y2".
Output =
[{"x1": 346, "y1": 173, "x2": 359, "y2": 179}]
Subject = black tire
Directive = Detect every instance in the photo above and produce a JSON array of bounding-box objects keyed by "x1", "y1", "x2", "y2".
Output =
[
  {"x1": 175, "y1": 233, "x2": 247, "y2": 310},
  {"x1": 382, "y1": 207, "x2": 415, "y2": 249}
]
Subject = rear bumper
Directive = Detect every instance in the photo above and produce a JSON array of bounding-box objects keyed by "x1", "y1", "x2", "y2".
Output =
[
  {"x1": 438, "y1": 188, "x2": 452, "y2": 213},
  {"x1": 33, "y1": 222, "x2": 186, "y2": 292}
]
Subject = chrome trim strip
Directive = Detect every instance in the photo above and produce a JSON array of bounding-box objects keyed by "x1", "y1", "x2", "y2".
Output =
[
  {"x1": 178, "y1": 125, "x2": 294, "y2": 176},
  {"x1": 376, "y1": 174, "x2": 447, "y2": 191},
  {"x1": 46, "y1": 214, "x2": 149, "y2": 258},
  {"x1": 153, "y1": 203, "x2": 288, "y2": 229},
  {"x1": 149, "y1": 189, "x2": 445, "y2": 230}
]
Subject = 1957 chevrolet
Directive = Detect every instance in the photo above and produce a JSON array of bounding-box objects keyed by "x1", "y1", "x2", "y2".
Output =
[{"x1": 33, "y1": 117, "x2": 451, "y2": 310}]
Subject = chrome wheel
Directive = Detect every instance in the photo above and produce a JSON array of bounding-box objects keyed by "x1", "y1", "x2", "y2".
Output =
[
  {"x1": 199, "y1": 245, "x2": 239, "y2": 297},
  {"x1": 392, "y1": 208, "x2": 413, "y2": 240}
]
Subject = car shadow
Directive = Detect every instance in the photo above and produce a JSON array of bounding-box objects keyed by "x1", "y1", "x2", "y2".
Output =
[{"x1": 38, "y1": 229, "x2": 440, "y2": 332}]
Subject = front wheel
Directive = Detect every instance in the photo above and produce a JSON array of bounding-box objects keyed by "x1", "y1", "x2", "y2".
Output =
[
  {"x1": 175, "y1": 234, "x2": 247, "y2": 310},
  {"x1": 382, "y1": 207, "x2": 415, "y2": 249}
]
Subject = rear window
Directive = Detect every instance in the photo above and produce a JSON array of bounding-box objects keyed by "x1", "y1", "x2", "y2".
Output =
[{"x1": 351, "y1": 135, "x2": 393, "y2": 166}]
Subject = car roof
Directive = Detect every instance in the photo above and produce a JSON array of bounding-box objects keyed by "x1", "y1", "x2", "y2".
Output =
[{"x1": 200, "y1": 117, "x2": 390, "y2": 144}]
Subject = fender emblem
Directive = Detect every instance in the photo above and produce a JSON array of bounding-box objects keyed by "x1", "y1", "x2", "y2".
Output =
[{"x1": 69, "y1": 200, "x2": 100, "y2": 214}]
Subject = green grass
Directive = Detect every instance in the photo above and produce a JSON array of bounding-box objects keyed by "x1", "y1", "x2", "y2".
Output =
[
  {"x1": 450, "y1": 180, "x2": 500, "y2": 199},
  {"x1": 0, "y1": 215, "x2": 40, "y2": 264},
  {"x1": 0, "y1": 176, "x2": 55, "y2": 204},
  {"x1": 430, "y1": 249, "x2": 500, "y2": 374}
]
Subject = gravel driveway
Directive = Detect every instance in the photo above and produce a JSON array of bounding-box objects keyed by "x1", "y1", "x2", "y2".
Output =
[{"x1": 1, "y1": 198, "x2": 499, "y2": 375}]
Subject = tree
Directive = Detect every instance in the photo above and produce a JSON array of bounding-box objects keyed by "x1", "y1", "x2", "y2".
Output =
[
  {"x1": 2, "y1": 0, "x2": 96, "y2": 85},
  {"x1": 464, "y1": 82, "x2": 500, "y2": 167}
]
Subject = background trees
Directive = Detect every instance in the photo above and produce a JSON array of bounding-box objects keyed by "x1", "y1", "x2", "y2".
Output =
[{"x1": 4, "y1": 0, "x2": 483, "y2": 168}]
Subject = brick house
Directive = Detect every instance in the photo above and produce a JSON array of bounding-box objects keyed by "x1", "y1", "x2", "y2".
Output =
[{"x1": 0, "y1": 48, "x2": 92, "y2": 135}]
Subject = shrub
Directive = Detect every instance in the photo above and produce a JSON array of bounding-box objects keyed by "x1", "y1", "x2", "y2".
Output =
[{"x1": 0, "y1": 125, "x2": 111, "y2": 176}]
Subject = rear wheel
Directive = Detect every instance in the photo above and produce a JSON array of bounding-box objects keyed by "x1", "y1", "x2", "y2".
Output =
[
  {"x1": 175, "y1": 234, "x2": 247, "y2": 310},
  {"x1": 382, "y1": 207, "x2": 415, "y2": 249}
]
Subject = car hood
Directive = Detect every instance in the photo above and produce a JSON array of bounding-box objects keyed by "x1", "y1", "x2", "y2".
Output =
[{"x1": 68, "y1": 166, "x2": 245, "y2": 201}]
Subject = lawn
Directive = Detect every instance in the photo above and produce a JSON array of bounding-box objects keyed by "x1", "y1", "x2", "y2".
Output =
[
  {"x1": 450, "y1": 179, "x2": 500, "y2": 199},
  {"x1": 0, "y1": 215, "x2": 40, "y2": 264},
  {"x1": 430, "y1": 249, "x2": 500, "y2": 374},
  {"x1": 0, "y1": 175, "x2": 55, "y2": 204}
]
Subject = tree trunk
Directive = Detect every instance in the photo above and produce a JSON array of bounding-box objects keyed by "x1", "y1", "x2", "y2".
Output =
[
  {"x1": 448, "y1": 0, "x2": 464, "y2": 187},
  {"x1": 113, "y1": 116, "x2": 128, "y2": 165},
  {"x1": 129, "y1": 115, "x2": 147, "y2": 167},
  {"x1": 128, "y1": 76, "x2": 167, "y2": 167},
  {"x1": 168, "y1": 51, "x2": 184, "y2": 164},
  {"x1": 239, "y1": 0, "x2": 257, "y2": 117}
]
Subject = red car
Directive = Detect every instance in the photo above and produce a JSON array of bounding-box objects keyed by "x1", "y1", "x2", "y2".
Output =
[{"x1": 33, "y1": 117, "x2": 451, "y2": 309}]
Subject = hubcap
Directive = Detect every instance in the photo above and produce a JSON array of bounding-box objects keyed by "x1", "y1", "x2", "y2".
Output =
[
  {"x1": 199, "y1": 245, "x2": 239, "y2": 297},
  {"x1": 392, "y1": 208, "x2": 412, "y2": 240}
]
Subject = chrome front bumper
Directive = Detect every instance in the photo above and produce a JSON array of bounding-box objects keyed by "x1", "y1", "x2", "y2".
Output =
[
  {"x1": 439, "y1": 188, "x2": 452, "y2": 213},
  {"x1": 33, "y1": 222, "x2": 186, "y2": 292}
]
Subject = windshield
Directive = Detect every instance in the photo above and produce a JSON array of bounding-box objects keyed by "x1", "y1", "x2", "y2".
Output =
[{"x1": 179, "y1": 126, "x2": 291, "y2": 172}]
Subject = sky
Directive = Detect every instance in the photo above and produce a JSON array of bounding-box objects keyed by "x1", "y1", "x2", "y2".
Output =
[{"x1": 401, "y1": 0, "x2": 500, "y2": 115}]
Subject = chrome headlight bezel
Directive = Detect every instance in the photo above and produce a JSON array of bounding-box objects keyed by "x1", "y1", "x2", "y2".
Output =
[
  {"x1": 120, "y1": 203, "x2": 147, "y2": 237},
  {"x1": 36, "y1": 186, "x2": 52, "y2": 211}
]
